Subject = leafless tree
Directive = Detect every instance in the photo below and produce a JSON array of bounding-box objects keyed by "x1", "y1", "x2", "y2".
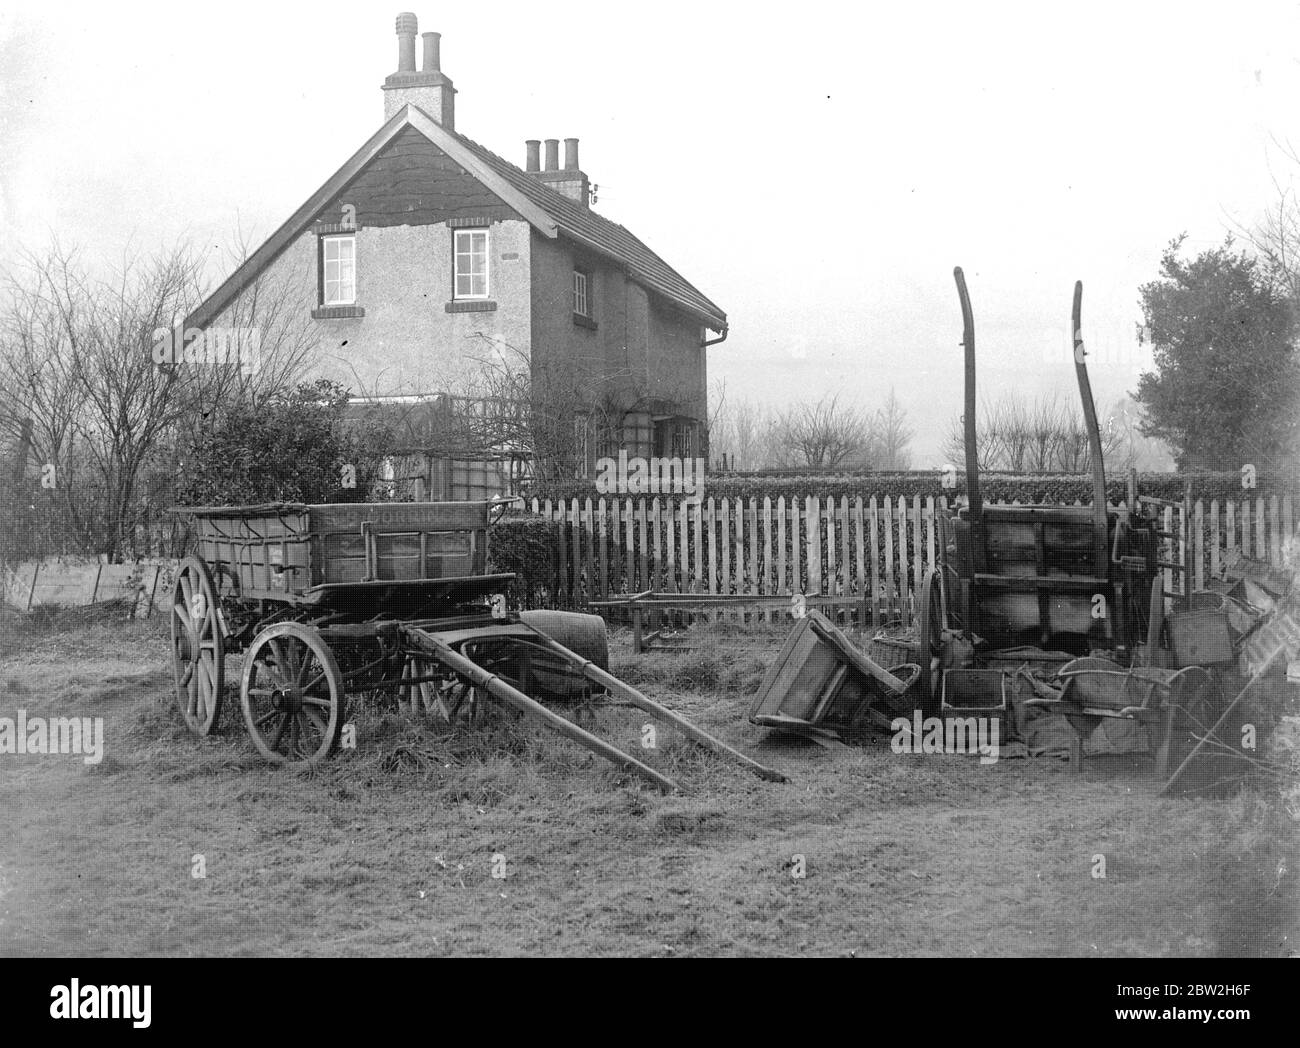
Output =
[
  {"x1": 770, "y1": 393, "x2": 877, "y2": 469},
  {"x1": 942, "y1": 391, "x2": 1125, "y2": 473},
  {"x1": 0, "y1": 233, "x2": 317, "y2": 557},
  {"x1": 875, "y1": 386, "x2": 914, "y2": 469}
]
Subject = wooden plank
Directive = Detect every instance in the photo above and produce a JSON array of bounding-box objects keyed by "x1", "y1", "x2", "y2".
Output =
[
  {"x1": 869, "y1": 496, "x2": 880, "y2": 628},
  {"x1": 824, "y1": 495, "x2": 837, "y2": 599},
  {"x1": 650, "y1": 498, "x2": 663, "y2": 595},
  {"x1": 925, "y1": 496, "x2": 937, "y2": 589},
  {"x1": 679, "y1": 495, "x2": 690, "y2": 594},
  {"x1": 1193, "y1": 499, "x2": 1204, "y2": 591},
  {"x1": 1257, "y1": 497, "x2": 1267, "y2": 568},
  {"x1": 638, "y1": 496, "x2": 649, "y2": 597},
  {"x1": 776, "y1": 496, "x2": 787, "y2": 597},
  {"x1": 912, "y1": 494, "x2": 924, "y2": 601},
  {"x1": 597, "y1": 498, "x2": 609, "y2": 600},
  {"x1": 763, "y1": 496, "x2": 774, "y2": 621},
  {"x1": 805, "y1": 496, "x2": 821, "y2": 596},
  {"x1": 732, "y1": 499, "x2": 742, "y2": 616},
  {"x1": 665, "y1": 499, "x2": 677, "y2": 593},
  {"x1": 607, "y1": 497, "x2": 620, "y2": 594},
  {"x1": 1270, "y1": 495, "x2": 1281, "y2": 565},
  {"x1": 883, "y1": 497, "x2": 895, "y2": 624},
  {"x1": 839, "y1": 497, "x2": 851, "y2": 610},
  {"x1": 692, "y1": 497, "x2": 703, "y2": 594},
  {"x1": 749, "y1": 498, "x2": 760, "y2": 608},
  {"x1": 624, "y1": 498, "x2": 635, "y2": 595},
  {"x1": 568, "y1": 498, "x2": 581, "y2": 605},
  {"x1": 854, "y1": 497, "x2": 867, "y2": 626},
  {"x1": 707, "y1": 497, "x2": 718, "y2": 599},
  {"x1": 1210, "y1": 499, "x2": 1220, "y2": 579},
  {"x1": 1170, "y1": 507, "x2": 1180, "y2": 611},
  {"x1": 719, "y1": 498, "x2": 731, "y2": 602},
  {"x1": 790, "y1": 497, "x2": 801, "y2": 603}
]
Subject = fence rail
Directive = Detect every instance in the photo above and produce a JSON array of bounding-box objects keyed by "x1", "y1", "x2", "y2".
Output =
[{"x1": 530, "y1": 495, "x2": 1297, "y2": 628}]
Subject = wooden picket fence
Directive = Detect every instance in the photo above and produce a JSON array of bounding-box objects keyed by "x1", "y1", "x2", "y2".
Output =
[{"x1": 529, "y1": 495, "x2": 1297, "y2": 628}]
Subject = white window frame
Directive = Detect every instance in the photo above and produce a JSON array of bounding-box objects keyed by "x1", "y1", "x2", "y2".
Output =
[
  {"x1": 322, "y1": 235, "x2": 357, "y2": 306},
  {"x1": 454, "y1": 228, "x2": 490, "y2": 300},
  {"x1": 573, "y1": 269, "x2": 590, "y2": 317}
]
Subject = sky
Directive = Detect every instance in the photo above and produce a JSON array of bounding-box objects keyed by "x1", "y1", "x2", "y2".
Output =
[{"x1": 3, "y1": 0, "x2": 1300, "y2": 461}]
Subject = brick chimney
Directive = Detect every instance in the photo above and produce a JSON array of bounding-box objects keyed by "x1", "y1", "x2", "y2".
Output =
[
  {"x1": 382, "y1": 13, "x2": 455, "y2": 128},
  {"x1": 526, "y1": 136, "x2": 590, "y2": 207}
]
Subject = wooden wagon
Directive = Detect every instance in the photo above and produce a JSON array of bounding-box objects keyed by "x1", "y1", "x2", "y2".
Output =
[
  {"x1": 168, "y1": 500, "x2": 785, "y2": 790},
  {"x1": 918, "y1": 269, "x2": 1229, "y2": 779}
]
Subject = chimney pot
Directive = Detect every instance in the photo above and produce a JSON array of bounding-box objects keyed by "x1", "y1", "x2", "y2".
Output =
[
  {"x1": 544, "y1": 139, "x2": 560, "y2": 172},
  {"x1": 395, "y1": 12, "x2": 418, "y2": 73},
  {"x1": 564, "y1": 138, "x2": 580, "y2": 171},
  {"x1": 525, "y1": 140, "x2": 541, "y2": 173},
  {"x1": 422, "y1": 31, "x2": 441, "y2": 73}
]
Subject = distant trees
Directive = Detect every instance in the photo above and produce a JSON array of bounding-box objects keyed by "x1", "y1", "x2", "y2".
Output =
[
  {"x1": 940, "y1": 392, "x2": 1127, "y2": 473},
  {"x1": 875, "y1": 387, "x2": 914, "y2": 469},
  {"x1": 710, "y1": 388, "x2": 915, "y2": 472},
  {"x1": 1134, "y1": 235, "x2": 1299, "y2": 471},
  {"x1": 0, "y1": 236, "x2": 318, "y2": 559}
]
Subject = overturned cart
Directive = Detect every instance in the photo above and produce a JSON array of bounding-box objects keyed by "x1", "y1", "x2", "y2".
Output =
[{"x1": 168, "y1": 500, "x2": 785, "y2": 791}]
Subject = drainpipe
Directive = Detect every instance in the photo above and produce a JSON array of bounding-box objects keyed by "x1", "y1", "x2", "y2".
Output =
[{"x1": 703, "y1": 326, "x2": 728, "y2": 347}]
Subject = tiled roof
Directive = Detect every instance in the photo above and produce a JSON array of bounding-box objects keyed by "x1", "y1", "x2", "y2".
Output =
[{"x1": 452, "y1": 133, "x2": 727, "y2": 331}]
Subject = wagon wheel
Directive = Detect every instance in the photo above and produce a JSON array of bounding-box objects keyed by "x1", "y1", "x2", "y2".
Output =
[
  {"x1": 170, "y1": 555, "x2": 225, "y2": 735},
  {"x1": 915, "y1": 567, "x2": 946, "y2": 711},
  {"x1": 1157, "y1": 669, "x2": 1223, "y2": 786},
  {"x1": 240, "y1": 623, "x2": 345, "y2": 766}
]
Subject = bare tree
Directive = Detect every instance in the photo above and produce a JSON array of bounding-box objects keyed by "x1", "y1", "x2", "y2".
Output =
[
  {"x1": 875, "y1": 386, "x2": 914, "y2": 469},
  {"x1": 0, "y1": 233, "x2": 317, "y2": 557},
  {"x1": 771, "y1": 393, "x2": 876, "y2": 469},
  {"x1": 942, "y1": 391, "x2": 1125, "y2": 473}
]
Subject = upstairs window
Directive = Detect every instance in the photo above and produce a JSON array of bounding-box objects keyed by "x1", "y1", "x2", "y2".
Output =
[
  {"x1": 573, "y1": 270, "x2": 590, "y2": 317},
  {"x1": 454, "y1": 229, "x2": 489, "y2": 299},
  {"x1": 321, "y1": 235, "x2": 356, "y2": 306}
]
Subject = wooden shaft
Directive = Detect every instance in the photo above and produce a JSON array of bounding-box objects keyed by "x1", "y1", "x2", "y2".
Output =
[
  {"x1": 954, "y1": 266, "x2": 982, "y2": 521},
  {"x1": 1072, "y1": 280, "x2": 1110, "y2": 576},
  {"x1": 409, "y1": 631, "x2": 680, "y2": 793},
  {"x1": 527, "y1": 633, "x2": 789, "y2": 783}
]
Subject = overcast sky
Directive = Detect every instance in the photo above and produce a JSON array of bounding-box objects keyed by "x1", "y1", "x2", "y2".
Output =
[{"x1": 3, "y1": 0, "x2": 1299, "y2": 460}]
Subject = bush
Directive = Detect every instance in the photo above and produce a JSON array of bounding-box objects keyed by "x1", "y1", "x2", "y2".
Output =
[
  {"x1": 527, "y1": 470, "x2": 1299, "y2": 506},
  {"x1": 488, "y1": 514, "x2": 560, "y2": 608},
  {"x1": 175, "y1": 379, "x2": 396, "y2": 506}
]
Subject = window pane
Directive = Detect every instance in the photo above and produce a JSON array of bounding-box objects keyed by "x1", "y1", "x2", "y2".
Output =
[{"x1": 454, "y1": 229, "x2": 489, "y2": 297}]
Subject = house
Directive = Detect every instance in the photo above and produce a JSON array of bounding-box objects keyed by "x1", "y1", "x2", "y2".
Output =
[{"x1": 185, "y1": 12, "x2": 727, "y2": 495}]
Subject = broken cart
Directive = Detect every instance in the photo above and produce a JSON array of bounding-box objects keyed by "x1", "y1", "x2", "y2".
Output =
[{"x1": 167, "y1": 500, "x2": 785, "y2": 791}]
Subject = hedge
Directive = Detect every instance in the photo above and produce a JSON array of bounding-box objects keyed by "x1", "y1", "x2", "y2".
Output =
[{"x1": 526, "y1": 470, "x2": 1299, "y2": 506}]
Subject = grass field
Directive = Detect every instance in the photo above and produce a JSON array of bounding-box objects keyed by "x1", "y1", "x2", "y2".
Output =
[{"x1": 1, "y1": 611, "x2": 1296, "y2": 957}]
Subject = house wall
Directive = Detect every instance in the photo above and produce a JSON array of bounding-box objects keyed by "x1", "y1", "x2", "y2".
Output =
[{"x1": 528, "y1": 231, "x2": 707, "y2": 435}]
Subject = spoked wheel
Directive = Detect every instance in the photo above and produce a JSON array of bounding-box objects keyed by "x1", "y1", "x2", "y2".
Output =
[
  {"x1": 1157, "y1": 668, "x2": 1224, "y2": 787},
  {"x1": 170, "y1": 555, "x2": 225, "y2": 735},
  {"x1": 915, "y1": 567, "x2": 947, "y2": 712},
  {"x1": 241, "y1": 623, "x2": 345, "y2": 766}
]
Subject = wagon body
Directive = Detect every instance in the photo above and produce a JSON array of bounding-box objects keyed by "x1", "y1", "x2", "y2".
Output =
[
  {"x1": 167, "y1": 499, "x2": 786, "y2": 788},
  {"x1": 184, "y1": 500, "x2": 489, "y2": 601},
  {"x1": 939, "y1": 502, "x2": 1158, "y2": 654}
]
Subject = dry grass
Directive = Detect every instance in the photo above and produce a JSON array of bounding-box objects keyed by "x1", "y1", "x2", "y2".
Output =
[{"x1": 0, "y1": 614, "x2": 1296, "y2": 957}]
